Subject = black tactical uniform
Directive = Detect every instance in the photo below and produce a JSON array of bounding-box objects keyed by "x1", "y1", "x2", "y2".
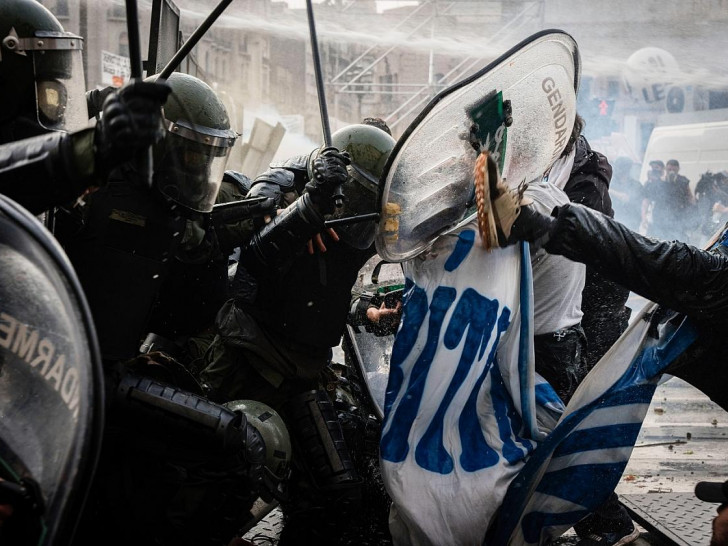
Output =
[
  {"x1": 65, "y1": 73, "x2": 267, "y2": 546},
  {"x1": 199, "y1": 124, "x2": 396, "y2": 545},
  {"x1": 0, "y1": 1, "x2": 168, "y2": 543}
]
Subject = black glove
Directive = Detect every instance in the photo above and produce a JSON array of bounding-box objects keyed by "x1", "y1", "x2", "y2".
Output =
[
  {"x1": 506, "y1": 204, "x2": 557, "y2": 248},
  {"x1": 305, "y1": 146, "x2": 351, "y2": 212},
  {"x1": 85, "y1": 85, "x2": 116, "y2": 119},
  {"x1": 95, "y1": 80, "x2": 171, "y2": 174}
]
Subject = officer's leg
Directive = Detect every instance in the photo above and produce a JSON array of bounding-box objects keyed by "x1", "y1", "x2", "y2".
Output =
[{"x1": 278, "y1": 389, "x2": 363, "y2": 545}]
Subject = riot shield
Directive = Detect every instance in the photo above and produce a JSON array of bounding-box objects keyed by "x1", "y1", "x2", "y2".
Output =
[
  {"x1": 0, "y1": 195, "x2": 104, "y2": 544},
  {"x1": 376, "y1": 30, "x2": 580, "y2": 262}
]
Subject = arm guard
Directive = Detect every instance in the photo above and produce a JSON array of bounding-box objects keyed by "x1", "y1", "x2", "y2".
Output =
[
  {"x1": 546, "y1": 203, "x2": 728, "y2": 322},
  {"x1": 239, "y1": 192, "x2": 325, "y2": 274},
  {"x1": 0, "y1": 129, "x2": 96, "y2": 214},
  {"x1": 113, "y1": 372, "x2": 265, "y2": 464},
  {"x1": 269, "y1": 151, "x2": 316, "y2": 193},
  {"x1": 248, "y1": 168, "x2": 297, "y2": 210}
]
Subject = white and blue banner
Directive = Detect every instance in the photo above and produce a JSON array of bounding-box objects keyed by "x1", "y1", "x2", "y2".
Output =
[
  {"x1": 490, "y1": 303, "x2": 698, "y2": 545},
  {"x1": 380, "y1": 222, "x2": 562, "y2": 546},
  {"x1": 379, "y1": 219, "x2": 699, "y2": 546}
]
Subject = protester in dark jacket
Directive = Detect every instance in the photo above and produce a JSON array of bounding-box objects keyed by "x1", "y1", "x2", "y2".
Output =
[{"x1": 504, "y1": 200, "x2": 728, "y2": 413}]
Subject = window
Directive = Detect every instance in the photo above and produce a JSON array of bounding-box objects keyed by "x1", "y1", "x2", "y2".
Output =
[{"x1": 119, "y1": 31, "x2": 129, "y2": 58}]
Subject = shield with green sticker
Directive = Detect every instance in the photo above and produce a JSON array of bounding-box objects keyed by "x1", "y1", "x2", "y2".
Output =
[{"x1": 375, "y1": 30, "x2": 580, "y2": 262}]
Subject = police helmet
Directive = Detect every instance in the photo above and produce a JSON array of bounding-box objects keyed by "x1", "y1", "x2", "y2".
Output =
[
  {"x1": 324, "y1": 124, "x2": 396, "y2": 249},
  {"x1": 223, "y1": 399, "x2": 292, "y2": 486},
  {"x1": 0, "y1": 0, "x2": 88, "y2": 137},
  {"x1": 152, "y1": 72, "x2": 238, "y2": 213}
]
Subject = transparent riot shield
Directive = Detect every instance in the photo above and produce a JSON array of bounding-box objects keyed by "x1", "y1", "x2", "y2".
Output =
[
  {"x1": 376, "y1": 30, "x2": 580, "y2": 262},
  {"x1": 0, "y1": 195, "x2": 104, "y2": 545}
]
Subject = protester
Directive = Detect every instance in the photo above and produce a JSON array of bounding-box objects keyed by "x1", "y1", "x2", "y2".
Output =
[
  {"x1": 525, "y1": 116, "x2": 637, "y2": 545},
  {"x1": 691, "y1": 170, "x2": 728, "y2": 244},
  {"x1": 644, "y1": 158, "x2": 694, "y2": 241},
  {"x1": 527, "y1": 171, "x2": 587, "y2": 403},
  {"x1": 499, "y1": 196, "x2": 728, "y2": 414}
]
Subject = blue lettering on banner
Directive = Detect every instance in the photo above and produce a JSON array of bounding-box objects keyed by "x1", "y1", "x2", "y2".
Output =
[
  {"x1": 444, "y1": 230, "x2": 475, "y2": 271},
  {"x1": 415, "y1": 287, "x2": 500, "y2": 473},
  {"x1": 381, "y1": 285, "x2": 457, "y2": 463},
  {"x1": 490, "y1": 361, "x2": 534, "y2": 464},
  {"x1": 459, "y1": 307, "x2": 512, "y2": 471},
  {"x1": 384, "y1": 279, "x2": 428, "y2": 417},
  {"x1": 381, "y1": 231, "x2": 528, "y2": 473}
]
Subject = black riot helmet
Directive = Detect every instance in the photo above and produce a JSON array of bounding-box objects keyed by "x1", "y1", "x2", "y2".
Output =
[
  {"x1": 151, "y1": 72, "x2": 238, "y2": 213},
  {"x1": 0, "y1": 0, "x2": 88, "y2": 141},
  {"x1": 325, "y1": 124, "x2": 396, "y2": 249}
]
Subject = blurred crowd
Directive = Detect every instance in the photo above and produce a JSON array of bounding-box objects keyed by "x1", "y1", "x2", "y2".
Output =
[{"x1": 609, "y1": 157, "x2": 728, "y2": 247}]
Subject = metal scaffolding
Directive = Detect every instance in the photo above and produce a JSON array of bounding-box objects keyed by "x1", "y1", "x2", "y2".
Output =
[{"x1": 329, "y1": 0, "x2": 546, "y2": 131}]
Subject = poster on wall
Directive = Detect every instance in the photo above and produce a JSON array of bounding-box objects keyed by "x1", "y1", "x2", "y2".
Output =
[{"x1": 101, "y1": 50, "x2": 131, "y2": 87}]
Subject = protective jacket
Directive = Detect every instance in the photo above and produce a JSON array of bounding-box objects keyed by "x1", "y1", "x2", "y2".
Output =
[
  {"x1": 241, "y1": 165, "x2": 375, "y2": 354},
  {"x1": 545, "y1": 203, "x2": 728, "y2": 411}
]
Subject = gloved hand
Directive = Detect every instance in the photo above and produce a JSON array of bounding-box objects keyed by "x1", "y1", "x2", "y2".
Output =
[
  {"x1": 305, "y1": 146, "x2": 351, "y2": 212},
  {"x1": 94, "y1": 80, "x2": 171, "y2": 174},
  {"x1": 505, "y1": 204, "x2": 556, "y2": 247},
  {"x1": 85, "y1": 85, "x2": 116, "y2": 119}
]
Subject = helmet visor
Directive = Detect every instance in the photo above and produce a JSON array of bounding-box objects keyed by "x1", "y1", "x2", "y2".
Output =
[
  {"x1": 156, "y1": 127, "x2": 234, "y2": 213},
  {"x1": 33, "y1": 48, "x2": 87, "y2": 133}
]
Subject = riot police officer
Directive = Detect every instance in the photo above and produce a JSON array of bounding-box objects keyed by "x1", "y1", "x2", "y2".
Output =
[
  {"x1": 61, "y1": 72, "x2": 273, "y2": 546},
  {"x1": 0, "y1": 0, "x2": 169, "y2": 214},
  {"x1": 197, "y1": 122, "x2": 397, "y2": 544},
  {"x1": 0, "y1": 1, "x2": 167, "y2": 543},
  {"x1": 60, "y1": 71, "x2": 241, "y2": 362}
]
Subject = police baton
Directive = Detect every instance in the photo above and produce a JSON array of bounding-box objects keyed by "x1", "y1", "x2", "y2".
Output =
[
  {"x1": 324, "y1": 212, "x2": 380, "y2": 228},
  {"x1": 125, "y1": 0, "x2": 153, "y2": 188},
  {"x1": 305, "y1": 0, "x2": 345, "y2": 209}
]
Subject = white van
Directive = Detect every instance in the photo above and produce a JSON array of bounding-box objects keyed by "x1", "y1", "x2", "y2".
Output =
[{"x1": 639, "y1": 120, "x2": 728, "y2": 189}]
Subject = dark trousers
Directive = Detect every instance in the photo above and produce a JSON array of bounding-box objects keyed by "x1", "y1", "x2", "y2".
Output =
[{"x1": 534, "y1": 323, "x2": 588, "y2": 404}]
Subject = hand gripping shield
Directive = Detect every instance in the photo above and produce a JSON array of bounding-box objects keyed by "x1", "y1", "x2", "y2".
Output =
[{"x1": 375, "y1": 30, "x2": 580, "y2": 262}]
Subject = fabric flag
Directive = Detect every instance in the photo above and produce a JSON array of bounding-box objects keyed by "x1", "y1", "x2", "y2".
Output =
[
  {"x1": 380, "y1": 222, "x2": 562, "y2": 546},
  {"x1": 490, "y1": 304, "x2": 698, "y2": 545}
]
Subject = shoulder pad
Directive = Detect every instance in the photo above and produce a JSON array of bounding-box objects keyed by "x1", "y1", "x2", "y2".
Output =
[
  {"x1": 223, "y1": 170, "x2": 254, "y2": 194},
  {"x1": 269, "y1": 153, "x2": 313, "y2": 173},
  {"x1": 251, "y1": 168, "x2": 296, "y2": 191}
]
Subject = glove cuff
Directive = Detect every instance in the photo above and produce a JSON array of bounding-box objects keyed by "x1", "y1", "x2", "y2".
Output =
[{"x1": 67, "y1": 127, "x2": 97, "y2": 180}]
